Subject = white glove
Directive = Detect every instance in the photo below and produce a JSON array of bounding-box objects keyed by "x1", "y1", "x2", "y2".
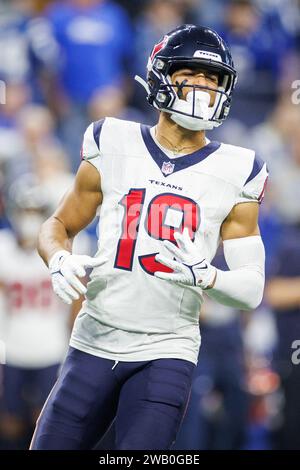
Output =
[
  {"x1": 154, "y1": 228, "x2": 216, "y2": 289},
  {"x1": 49, "y1": 250, "x2": 107, "y2": 304}
]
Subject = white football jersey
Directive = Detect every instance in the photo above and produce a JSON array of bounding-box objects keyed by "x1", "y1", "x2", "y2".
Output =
[
  {"x1": 71, "y1": 118, "x2": 268, "y2": 364},
  {"x1": 0, "y1": 230, "x2": 69, "y2": 368}
]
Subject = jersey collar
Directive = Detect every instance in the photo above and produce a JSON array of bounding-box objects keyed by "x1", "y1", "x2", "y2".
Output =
[{"x1": 140, "y1": 124, "x2": 221, "y2": 177}]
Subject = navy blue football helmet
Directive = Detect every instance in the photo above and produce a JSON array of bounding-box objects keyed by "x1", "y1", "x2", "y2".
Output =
[{"x1": 136, "y1": 24, "x2": 237, "y2": 130}]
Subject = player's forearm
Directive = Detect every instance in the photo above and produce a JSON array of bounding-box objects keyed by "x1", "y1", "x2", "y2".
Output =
[
  {"x1": 206, "y1": 236, "x2": 265, "y2": 311},
  {"x1": 206, "y1": 267, "x2": 264, "y2": 310},
  {"x1": 38, "y1": 216, "x2": 73, "y2": 266}
]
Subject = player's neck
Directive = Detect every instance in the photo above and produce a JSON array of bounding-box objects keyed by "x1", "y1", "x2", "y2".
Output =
[{"x1": 154, "y1": 113, "x2": 207, "y2": 154}]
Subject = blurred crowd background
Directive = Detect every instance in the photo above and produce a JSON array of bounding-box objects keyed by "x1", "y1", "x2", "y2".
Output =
[{"x1": 0, "y1": 0, "x2": 300, "y2": 450}]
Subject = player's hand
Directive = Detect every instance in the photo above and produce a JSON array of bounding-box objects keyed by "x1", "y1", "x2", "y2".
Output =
[
  {"x1": 154, "y1": 228, "x2": 216, "y2": 289},
  {"x1": 49, "y1": 250, "x2": 107, "y2": 304}
]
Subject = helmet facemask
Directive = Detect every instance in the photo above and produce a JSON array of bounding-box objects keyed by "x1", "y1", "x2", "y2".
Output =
[{"x1": 147, "y1": 58, "x2": 234, "y2": 131}]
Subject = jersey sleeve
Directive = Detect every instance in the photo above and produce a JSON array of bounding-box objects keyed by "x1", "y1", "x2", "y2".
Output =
[
  {"x1": 80, "y1": 119, "x2": 105, "y2": 171},
  {"x1": 236, "y1": 154, "x2": 269, "y2": 204}
]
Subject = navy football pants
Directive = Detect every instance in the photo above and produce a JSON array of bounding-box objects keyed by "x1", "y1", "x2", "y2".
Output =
[{"x1": 30, "y1": 347, "x2": 195, "y2": 450}]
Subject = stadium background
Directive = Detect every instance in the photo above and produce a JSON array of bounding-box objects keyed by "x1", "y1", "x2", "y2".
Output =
[{"x1": 0, "y1": 0, "x2": 299, "y2": 450}]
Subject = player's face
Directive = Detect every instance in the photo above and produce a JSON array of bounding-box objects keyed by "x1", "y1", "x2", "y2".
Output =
[{"x1": 171, "y1": 67, "x2": 219, "y2": 106}]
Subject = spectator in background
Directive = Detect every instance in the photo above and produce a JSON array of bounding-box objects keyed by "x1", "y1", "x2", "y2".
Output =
[
  {"x1": 252, "y1": 0, "x2": 300, "y2": 54},
  {"x1": 134, "y1": 0, "x2": 189, "y2": 121},
  {"x1": 247, "y1": 95, "x2": 298, "y2": 273},
  {"x1": 135, "y1": 0, "x2": 190, "y2": 76},
  {"x1": 0, "y1": 0, "x2": 60, "y2": 102},
  {"x1": 46, "y1": 0, "x2": 133, "y2": 105},
  {"x1": 218, "y1": 0, "x2": 295, "y2": 126},
  {"x1": 0, "y1": 98, "x2": 75, "y2": 234},
  {"x1": 0, "y1": 175, "x2": 70, "y2": 449},
  {"x1": 1, "y1": 102, "x2": 73, "y2": 207},
  {"x1": 0, "y1": 81, "x2": 31, "y2": 228},
  {"x1": 88, "y1": 85, "x2": 147, "y2": 124},
  {"x1": 0, "y1": 82, "x2": 31, "y2": 130},
  {"x1": 265, "y1": 225, "x2": 300, "y2": 449},
  {"x1": 251, "y1": 96, "x2": 300, "y2": 226},
  {"x1": 15, "y1": 104, "x2": 74, "y2": 209},
  {"x1": 250, "y1": 91, "x2": 300, "y2": 449},
  {"x1": 45, "y1": 0, "x2": 134, "y2": 170},
  {"x1": 186, "y1": 0, "x2": 228, "y2": 30},
  {"x1": 0, "y1": 170, "x2": 92, "y2": 450},
  {"x1": 115, "y1": 0, "x2": 196, "y2": 21},
  {"x1": 111, "y1": 0, "x2": 148, "y2": 19}
]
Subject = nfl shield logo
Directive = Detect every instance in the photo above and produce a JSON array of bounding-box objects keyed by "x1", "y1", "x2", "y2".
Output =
[{"x1": 161, "y1": 161, "x2": 175, "y2": 175}]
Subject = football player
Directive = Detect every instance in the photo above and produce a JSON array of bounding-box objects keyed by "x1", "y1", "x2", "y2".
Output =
[
  {"x1": 0, "y1": 175, "x2": 69, "y2": 449},
  {"x1": 31, "y1": 25, "x2": 268, "y2": 450}
]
